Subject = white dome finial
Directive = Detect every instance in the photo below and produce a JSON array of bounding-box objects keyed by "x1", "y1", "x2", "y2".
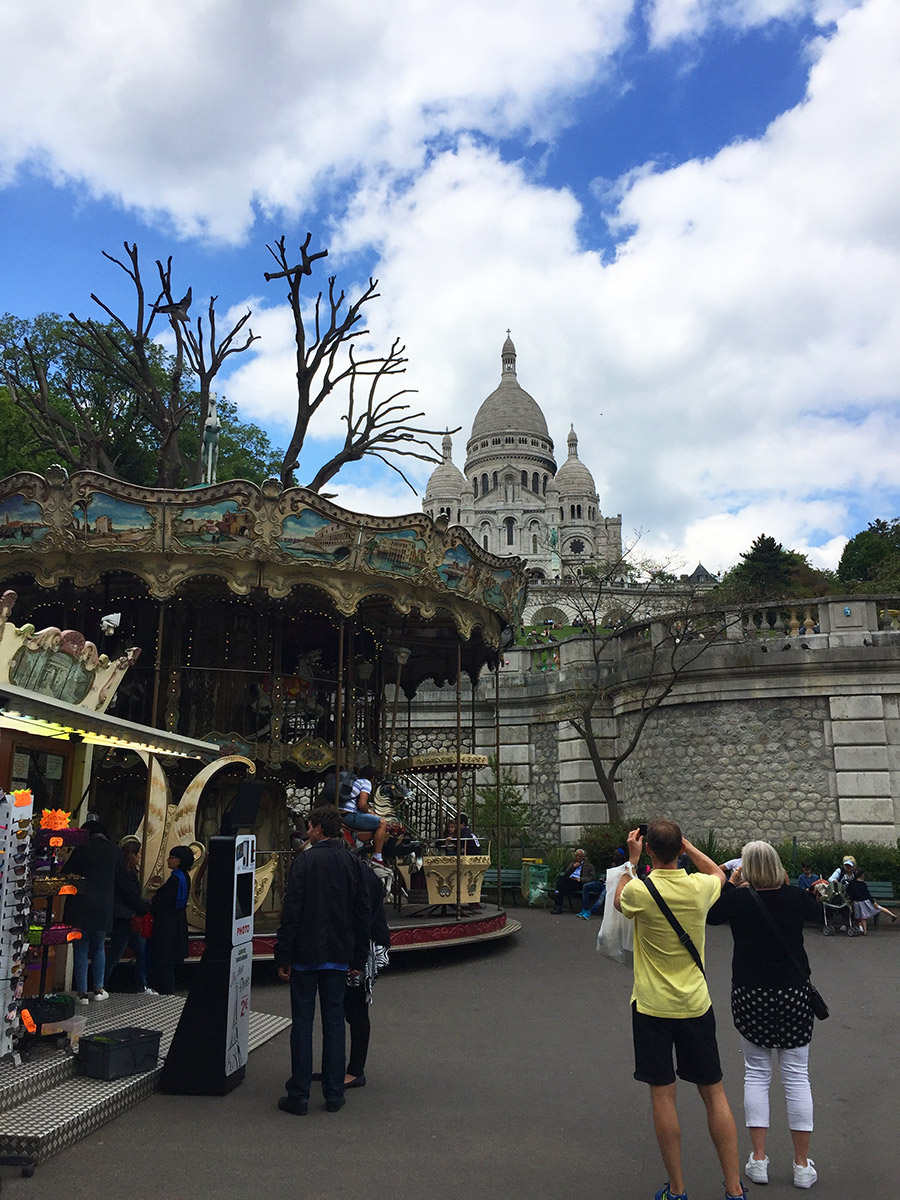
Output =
[{"x1": 501, "y1": 331, "x2": 516, "y2": 375}]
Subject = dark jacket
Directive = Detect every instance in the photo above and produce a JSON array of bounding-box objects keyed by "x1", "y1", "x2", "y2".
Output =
[
  {"x1": 112, "y1": 851, "x2": 150, "y2": 922},
  {"x1": 275, "y1": 839, "x2": 370, "y2": 971},
  {"x1": 707, "y1": 883, "x2": 820, "y2": 989},
  {"x1": 361, "y1": 861, "x2": 391, "y2": 949},
  {"x1": 564, "y1": 858, "x2": 596, "y2": 884},
  {"x1": 150, "y1": 871, "x2": 190, "y2": 967},
  {"x1": 64, "y1": 835, "x2": 118, "y2": 932}
]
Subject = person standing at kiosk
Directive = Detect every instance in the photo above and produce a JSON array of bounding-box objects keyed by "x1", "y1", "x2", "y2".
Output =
[{"x1": 275, "y1": 806, "x2": 370, "y2": 1115}]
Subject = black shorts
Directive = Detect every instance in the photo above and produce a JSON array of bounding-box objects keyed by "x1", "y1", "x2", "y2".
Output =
[{"x1": 632, "y1": 1001, "x2": 723, "y2": 1087}]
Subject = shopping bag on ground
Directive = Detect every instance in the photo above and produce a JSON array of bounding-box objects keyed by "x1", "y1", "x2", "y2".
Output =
[{"x1": 596, "y1": 864, "x2": 633, "y2": 966}]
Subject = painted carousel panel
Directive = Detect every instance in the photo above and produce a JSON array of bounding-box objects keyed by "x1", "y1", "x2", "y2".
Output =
[
  {"x1": 171, "y1": 500, "x2": 257, "y2": 551},
  {"x1": 361, "y1": 527, "x2": 429, "y2": 578},
  {"x1": 277, "y1": 509, "x2": 354, "y2": 563},
  {"x1": 73, "y1": 492, "x2": 154, "y2": 549},
  {"x1": 0, "y1": 495, "x2": 48, "y2": 548}
]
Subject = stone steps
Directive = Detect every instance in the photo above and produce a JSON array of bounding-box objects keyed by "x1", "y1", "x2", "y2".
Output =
[{"x1": 0, "y1": 992, "x2": 290, "y2": 1167}]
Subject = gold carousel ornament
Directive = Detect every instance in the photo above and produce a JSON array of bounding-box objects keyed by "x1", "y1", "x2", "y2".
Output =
[{"x1": 134, "y1": 752, "x2": 278, "y2": 931}]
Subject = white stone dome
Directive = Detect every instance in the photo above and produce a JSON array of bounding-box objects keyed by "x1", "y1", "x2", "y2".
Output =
[
  {"x1": 425, "y1": 432, "x2": 467, "y2": 500},
  {"x1": 470, "y1": 337, "x2": 550, "y2": 443},
  {"x1": 554, "y1": 427, "x2": 597, "y2": 496}
]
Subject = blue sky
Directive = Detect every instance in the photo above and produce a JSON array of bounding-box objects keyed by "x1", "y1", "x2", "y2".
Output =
[{"x1": 1, "y1": 0, "x2": 897, "y2": 575}]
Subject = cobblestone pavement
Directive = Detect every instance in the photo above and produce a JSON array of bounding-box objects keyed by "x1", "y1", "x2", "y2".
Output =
[{"x1": 6, "y1": 905, "x2": 895, "y2": 1199}]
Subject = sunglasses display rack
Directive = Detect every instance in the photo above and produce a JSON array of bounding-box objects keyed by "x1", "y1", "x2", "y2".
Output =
[{"x1": 0, "y1": 790, "x2": 35, "y2": 1063}]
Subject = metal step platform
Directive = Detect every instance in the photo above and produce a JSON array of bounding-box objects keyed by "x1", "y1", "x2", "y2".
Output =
[{"x1": 0, "y1": 992, "x2": 290, "y2": 1166}]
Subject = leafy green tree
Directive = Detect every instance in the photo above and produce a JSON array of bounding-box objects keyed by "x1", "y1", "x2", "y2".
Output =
[
  {"x1": 838, "y1": 519, "x2": 900, "y2": 586},
  {"x1": 0, "y1": 385, "x2": 58, "y2": 478},
  {"x1": 721, "y1": 534, "x2": 794, "y2": 599},
  {"x1": 473, "y1": 756, "x2": 531, "y2": 864},
  {"x1": 717, "y1": 534, "x2": 835, "y2": 601},
  {"x1": 1, "y1": 311, "x2": 281, "y2": 487}
]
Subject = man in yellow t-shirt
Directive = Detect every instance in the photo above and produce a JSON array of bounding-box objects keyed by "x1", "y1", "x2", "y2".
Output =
[{"x1": 615, "y1": 820, "x2": 745, "y2": 1200}]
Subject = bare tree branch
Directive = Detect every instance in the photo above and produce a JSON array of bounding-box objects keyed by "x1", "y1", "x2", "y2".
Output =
[{"x1": 264, "y1": 233, "x2": 449, "y2": 491}]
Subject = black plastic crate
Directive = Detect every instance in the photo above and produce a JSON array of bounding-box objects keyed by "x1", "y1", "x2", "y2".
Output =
[{"x1": 77, "y1": 1026, "x2": 162, "y2": 1080}]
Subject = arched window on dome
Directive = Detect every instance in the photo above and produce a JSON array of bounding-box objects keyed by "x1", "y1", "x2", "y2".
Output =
[
  {"x1": 504, "y1": 517, "x2": 515, "y2": 547},
  {"x1": 542, "y1": 475, "x2": 547, "y2": 495},
  {"x1": 482, "y1": 473, "x2": 489, "y2": 494},
  {"x1": 570, "y1": 505, "x2": 576, "y2": 520},
  {"x1": 483, "y1": 536, "x2": 488, "y2": 551},
  {"x1": 576, "y1": 504, "x2": 582, "y2": 519},
  {"x1": 492, "y1": 471, "x2": 498, "y2": 488},
  {"x1": 521, "y1": 470, "x2": 528, "y2": 489},
  {"x1": 532, "y1": 472, "x2": 539, "y2": 493},
  {"x1": 532, "y1": 534, "x2": 538, "y2": 554},
  {"x1": 457, "y1": 509, "x2": 460, "y2": 523},
  {"x1": 473, "y1": 478, "x2": 478, "y2": 498}
]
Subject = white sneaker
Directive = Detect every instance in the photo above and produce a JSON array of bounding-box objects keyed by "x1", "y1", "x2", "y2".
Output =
[
  {"x1": 92, "y1": 989, "x2": 110, "y2": 1002},
  {"x1": 141, "y1": 987, "x2": 158, "y2": 996},
  {"x1": 793, "y1": 1159, "x2": 817, "y2": 1189},
  {"x1": 745, "y1": 1154, "x2": 769, "y2": 1184},
  {"x1": 74, "y1": 994, "x2": 90, "y2": 1006}
]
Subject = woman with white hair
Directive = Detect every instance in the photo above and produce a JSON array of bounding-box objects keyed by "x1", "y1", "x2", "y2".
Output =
[{"x1": 708, "y1": 840, "x2": 822, "y2": 1190}]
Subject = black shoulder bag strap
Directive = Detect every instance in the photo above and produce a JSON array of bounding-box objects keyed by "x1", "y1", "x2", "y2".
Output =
[
  {"x1": 746, "y1": 885, "x2": 829, "y2": 1020},
  {"x1": 642, "y1": 876, "x2": 705, "y2": 978}
]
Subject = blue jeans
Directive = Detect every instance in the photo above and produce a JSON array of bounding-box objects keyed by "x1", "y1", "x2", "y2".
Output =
[
  {"x1": 73, "y1": 930, "x2": 107, "y2": 994},
  {"x1": 582, "y1": 880, "x2": 606, "y2": 914},
  {"x1": 287, "y1": 969, "x2": 347, "y2": 1104},
  {"x1": 340, "y1": 810, "x2": 381, "y2": 833}
]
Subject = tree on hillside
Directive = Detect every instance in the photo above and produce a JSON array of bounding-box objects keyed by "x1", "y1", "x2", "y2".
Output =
[
  {"x1": 717, "y1": 533, "x2": 835, "y2": 601},
  {"x1": 264, "y1": 233, "x2": 452, "y2": 491},
  {"x1": 838, "y1": 518, "x2": 900, "y2": 587},
  {"x1": 556, "y1": 551, "x2": 736, "y2": 823}
]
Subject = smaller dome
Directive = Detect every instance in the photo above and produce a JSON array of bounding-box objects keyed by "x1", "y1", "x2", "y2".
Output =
[
  {"x1": 425, "y1": 431, "x2": 467, "y2": 500},
  {"x1": 554, "y1": 427, "x2": 597, "y2": 497}
]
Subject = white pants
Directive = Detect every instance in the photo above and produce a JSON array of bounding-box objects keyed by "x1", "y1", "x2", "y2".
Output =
[{"x1": 740, "y1": 1037, "x2": 814, "y2": 1132}]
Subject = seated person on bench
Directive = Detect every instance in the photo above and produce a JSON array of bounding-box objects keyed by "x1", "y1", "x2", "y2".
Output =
[{"x1": 340, "y1": 765, "x2": 389, "y2": 865}]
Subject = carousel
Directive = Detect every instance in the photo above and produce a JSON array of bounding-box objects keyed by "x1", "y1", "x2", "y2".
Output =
[{"x1": 0, "y1": 466, "x2": 526, "y2": 954}]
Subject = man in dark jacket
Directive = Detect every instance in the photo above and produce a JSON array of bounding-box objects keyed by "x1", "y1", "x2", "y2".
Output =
[
  {"x1": 550, "y1": 848, "x2": 596, "y2": 914},
  {"x1": 275, "y1": 805, "x2": 370, "y2": 1115}
]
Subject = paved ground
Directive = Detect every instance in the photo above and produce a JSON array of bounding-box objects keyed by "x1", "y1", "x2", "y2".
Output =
[{"x1": 6, "y1": 905, "x2": 896, "y2": 1199}]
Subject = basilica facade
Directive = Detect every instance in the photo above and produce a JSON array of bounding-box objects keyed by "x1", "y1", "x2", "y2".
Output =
[{"x1": 424, "y1": 336, "x2": 622, "y2": 579}]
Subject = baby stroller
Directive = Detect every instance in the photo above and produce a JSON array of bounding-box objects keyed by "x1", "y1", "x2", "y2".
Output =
[{"x1": 814, "y1": 879, "x2": 860, "y2": 936}]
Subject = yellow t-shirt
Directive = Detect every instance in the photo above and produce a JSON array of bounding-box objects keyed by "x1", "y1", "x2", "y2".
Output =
[{"x1": 619, "y1": 870, "x2": 722, "y2": 1018}]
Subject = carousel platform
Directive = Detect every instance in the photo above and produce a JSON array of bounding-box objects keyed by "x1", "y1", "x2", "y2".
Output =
[
  {"x1": 225, "y1": 902, "x2": 521, "y2": 961},
  {"x1": 0, "y1": 992, "x2": 290, "y2": 1168}
]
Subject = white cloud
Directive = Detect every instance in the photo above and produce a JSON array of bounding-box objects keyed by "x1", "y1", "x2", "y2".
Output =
[
  {"x1": 308, "y1": 0, "x2": 900, "y2": 571},
  {"x1": 0, "y1": 0, "x2": 631, "y2": 241},
  {"x1": 646, "y1": 0, "x2": 859, "y2": 47}
]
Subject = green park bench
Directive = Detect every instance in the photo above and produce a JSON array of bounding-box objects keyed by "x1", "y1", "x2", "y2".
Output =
[
  {"x1": 480, "y1": 868, "x2": 524, "y2": 905},
  {"x1": 868, "y1": 881, "x2": 899, "y2": 926}
]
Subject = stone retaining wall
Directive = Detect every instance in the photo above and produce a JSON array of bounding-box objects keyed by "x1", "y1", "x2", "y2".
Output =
[{"x1": 409, "y1": 596, "x2": 900, "y2": 847}]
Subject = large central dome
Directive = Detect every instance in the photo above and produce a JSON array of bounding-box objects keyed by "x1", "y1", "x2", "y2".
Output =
[{"x1": 469, "y1": 336, "x2": 550, "y2": 442}]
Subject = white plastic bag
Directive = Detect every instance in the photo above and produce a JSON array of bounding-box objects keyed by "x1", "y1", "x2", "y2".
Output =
[{"x1": 596, "y1": 864, "x2": 634, "y2": 966}]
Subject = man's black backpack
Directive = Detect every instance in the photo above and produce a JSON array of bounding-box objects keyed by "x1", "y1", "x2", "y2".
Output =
[{"x1": 338, "y1": 769, "x2": 358, "y2": 806}]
